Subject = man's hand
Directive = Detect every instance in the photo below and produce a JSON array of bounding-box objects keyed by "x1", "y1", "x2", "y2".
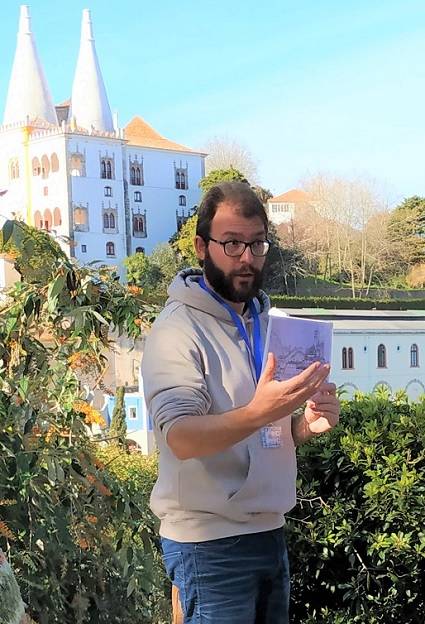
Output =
[
  {"x1": 248, "y1": 353, "x2": 331, "y2": 428},
  {"x1": 292, "y1": 382, "x2": 340, "y2": 445}
]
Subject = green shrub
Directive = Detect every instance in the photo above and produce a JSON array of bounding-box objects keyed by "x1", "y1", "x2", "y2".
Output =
[
  {"x1": 287, "y1": 391, "x2": 425, "y2": 623},
  {"x1": 270, "y1": 294, "x2": 425, "y2": 309}
]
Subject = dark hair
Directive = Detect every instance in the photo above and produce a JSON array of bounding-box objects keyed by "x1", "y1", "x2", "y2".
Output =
[{"x1": 196, "y1": 182, "x2": 268, "y2": 241}]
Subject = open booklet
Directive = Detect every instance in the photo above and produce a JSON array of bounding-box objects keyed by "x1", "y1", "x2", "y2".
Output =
[{"x1": 262, "y1": 308, "x2": 333, "y2": 381}]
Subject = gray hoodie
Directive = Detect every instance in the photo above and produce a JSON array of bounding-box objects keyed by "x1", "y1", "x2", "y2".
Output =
[{"x1": 142, "y1": 269, "x2": 297, "y2": 542}]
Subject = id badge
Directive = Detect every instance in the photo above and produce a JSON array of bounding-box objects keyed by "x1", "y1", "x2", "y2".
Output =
[{"x1": 261, "y1": 426, "x2": 282, "y2": 449}]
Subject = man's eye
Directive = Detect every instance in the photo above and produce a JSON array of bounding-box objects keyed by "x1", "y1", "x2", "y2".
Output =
[{"x1": 227, "y1": 240, "x2": 241, "y2": 247}]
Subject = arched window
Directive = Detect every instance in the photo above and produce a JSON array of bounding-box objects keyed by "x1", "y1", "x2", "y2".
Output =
[
  {"x1": 41, "y1": 155, "x2": 50, "y2": 179},
  {"x1": 103, "y1": 213, "x2": 110, "y2": 229},
  {"x1": 70, "y1": 153, "x2": 85, "y2": 177},
  {"x1": 101, "y1": 161, "x2": 107, "y2": 179},
  {"x1": 106, "y1": 241, "x2": 115, "y2": 256},
  {"x1": 51, "y1": 153, "x2": 59, "y2": 172},
  {"x1": 342, "y1": 347, "x2": 347, "y2": 369},
  {"x1": 175, "y1": 171, "x2": 181, "y2": 189},
  {"x1": 411, "y1": 344, "x2": 419, "y2": 367},
  {"x1": 74, "y1": 207, "x2": 88, "y2": 231},
  {"x1": 130, "y1": 167, "x2": 135, "y2": 185},
  {"x1": 133, "y1": 215, "x2": 145, "y2": 233},
  {"x1": 32, "y1": 157, "x2": 41, "y2": 176},
  {"x1": 135, "y1": 246, "x2": 145, "y2": 253},
  {"x1": 348, "y1": 347, "x2": 354, "y2": 369},
  {"x1": 377, "y1": 344, "x2": 386, "y2": 368},
  {"x1": 109, "y1": 213, "x2": 115, "y2": 229},
  {"x1": 43, "y1": 209, "x2": 52, "y2": 231},
  {"x1": 179, "y1": 195, "x2": 186, "y2": 206},
  {"x1": 180, "y1": 172, "x2": 186, "y2": 189},
  {"x1": 53, "y1": 208, "x2": 62, "y2": 227},
  {"x1": 106, "y1": 161, "x2": 112, "y2": 179},
  {"x1": 9, "y1": 158, "x2": 19, "y2": 180},
  {"x1": 135, "y1": 167, "x2": 141, "y2": 185},
  {"x1": 33, "y1": 210, "x2": 43, "y2": 229}
]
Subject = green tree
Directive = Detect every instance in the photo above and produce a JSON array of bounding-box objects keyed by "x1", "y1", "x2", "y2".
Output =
[
  {"x1": 252, "y1": 185, "x2": 273, "y2": 205},
  {"x1": 264, "y1": 223, "x2": 306, "y2": 294},
  {"x1": 0, "y1": 219, "x2": 161, "y2": 623},
  {"x1": 125, "y1": 243, "x2": 182, "y2": 295},
  {"x1": 199, "y1": 166, "x2": 248, "y2": 194},
  {"x1": 387, "y1": 195, "x2": 425, "y2": 271},
  {"x1": 173, "y1": 215, "x2": 199, "y2": 267},
  {"x1": 109, "y1": 386, "x2": 127, "y2": 446}
]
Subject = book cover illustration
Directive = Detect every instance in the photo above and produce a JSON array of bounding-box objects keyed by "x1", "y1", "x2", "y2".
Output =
[{"x1": 263, "y1": 309, "x2": 333, "y2": 381}]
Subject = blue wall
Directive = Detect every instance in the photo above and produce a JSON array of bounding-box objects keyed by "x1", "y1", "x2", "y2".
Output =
[{"x1": 106, "y1": 393, "x2": 152, "y2": 431}]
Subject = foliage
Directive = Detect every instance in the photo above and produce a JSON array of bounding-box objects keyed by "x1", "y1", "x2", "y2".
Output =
[
  {"x1": 173, "y1": 215, "x2": 199, "y2": 268},
  {"x1": 388, "y1": 196, "x2": 425, "y2": 271},
  {"x1": 0, "y1": 220, "x2": 162, "y2": 623},
  {"x1": 287, "y1": 391, "x2": 425, "y2": 623},
  {"x1": 264, "y1": 223, "x2": 306, "y2": 294},
  {"x1": 124, "y1": 244, "x2": 183, "y2": 296},
  {"x1": 203, "y1": 135, "x2": 258, "y2": 182},
  {"x1": 198, "y1": 166, "x2": 249, "y2": 194},
  {"x1": 109, "y1": 386, "x2": 127, "y2": 446},
  {"x1": 270, "y1": 294, "x2": 425, "y2": 310}
]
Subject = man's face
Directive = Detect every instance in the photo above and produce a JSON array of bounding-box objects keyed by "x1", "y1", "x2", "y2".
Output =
[{"x1": 195, "y1": 201, "x2": 267, "y2": 303}]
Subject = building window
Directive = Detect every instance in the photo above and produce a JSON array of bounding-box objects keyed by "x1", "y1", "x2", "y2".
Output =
[
  {"x1": 348, "y1": 347, "x2": 354, "y2": 369},
  {"x1": 81, "y1": 244, "x2": 87, "y2": 253},
  {"x1": 410, "y1": 344, "x2": 419, "y2": 367},
  {"x1": 377, "y1": 344, "x2": 386, "y2": 368},
  {"x1": 103, "y1": 212, "x2": 116, "y2": 231},
  {"x1": 134, "y1": 191, "x2": 142, "y2": 202},
  {"x1": 51, "y1": 153, "x2": 59, "y2": 172},
  {"x1": 104, "y1": 186, "x2": 112, "y2": 197},
  {"x1": 53, "y1": 208, "x2": 62, "y2": 227},
  {"x1": 175, "y1": 166, "x2": 188, "y2": 190},
  {"x1": 41, "y1": 154, "x2": 50, "y2": 179},
  {"x1": 106, "y1": 241, "x2": 115, "y2": 256},
  {"x1": 130, "y1": 166, "x2": 142, "y2": 185},
  {"x1": 74, "y1": 206, "x2": 89, "y2": 231},
  {"x1": 101, "y1": 158, "x2": 114, "y2": 180},
  {"x1": 33, "y1": 210, "x2": 42, "y2": 229},
  {"x1": 133, "y1": 214, "x2": 146, "y2": 236},
  {"x1": 43, "y1": 186, "x2": 48, "y2": 196},
  {"x1": 135, "y1": 246, "x2": 145, "y2": 253},
  {"x1": 342, "y1": 347, "x2": 347, "y2": 369},
  {"x1": 32, "y1": 157, "x2": 41, "y2": 176},
  {"x1": 70, "y1": 152, "x2": 85, "y2": 177},
  {"x1": 128, "y1": 407, "x2": 137, "y2": 420},
  {"x1": 9, "y1": 158, "x2": 20, "y2": 180},
  {"x1": 179, "y1": 195, "x2": 186, "y2": 206}
]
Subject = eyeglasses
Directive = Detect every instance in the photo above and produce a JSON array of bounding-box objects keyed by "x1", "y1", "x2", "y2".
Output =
[{"x1": 208, "y1": 237, "x2": 271, "y2": 257}]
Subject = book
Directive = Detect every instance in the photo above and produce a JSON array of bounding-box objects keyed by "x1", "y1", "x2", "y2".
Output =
[{"x1": 262, "y1": 308, "x2": 333, "y2": 381}]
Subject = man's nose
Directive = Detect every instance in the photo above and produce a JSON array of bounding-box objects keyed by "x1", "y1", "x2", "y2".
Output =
[{"x1": 240, "y1": 244, "x2": 254, "y2": 261}]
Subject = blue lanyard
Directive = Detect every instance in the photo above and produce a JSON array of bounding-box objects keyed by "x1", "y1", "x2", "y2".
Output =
[{"x1": 199, "y1": 277, "x2": 263, "y2": 382}]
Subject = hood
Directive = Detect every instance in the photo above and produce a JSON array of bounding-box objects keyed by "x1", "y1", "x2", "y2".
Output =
[{"x1": 166, "y1": 268, "x2": 270, "y2": 323}]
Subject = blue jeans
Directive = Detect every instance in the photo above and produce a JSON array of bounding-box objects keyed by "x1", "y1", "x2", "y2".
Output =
[{"x1": 161, "y1": 528, "x2": 290, "y2": 623}]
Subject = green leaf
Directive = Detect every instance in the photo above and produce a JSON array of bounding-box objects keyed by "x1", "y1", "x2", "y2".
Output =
[
  {"x1": 47, "y1": 274, "x2": 66, "y2": 301},
  {"x1": 1, "y1": 219, "x2": 14, "y2": 246},
  {"x1": 126, "y1": 577, "x2": 137, "y2": 598}
]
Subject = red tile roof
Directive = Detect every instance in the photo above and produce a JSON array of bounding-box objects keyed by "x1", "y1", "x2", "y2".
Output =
[
  {"x1": 124, "y1": 116, "x2": 199, "y2": 153},
  {"x1": 269, "y1": 189, "x2": 310, "y2": 203}
]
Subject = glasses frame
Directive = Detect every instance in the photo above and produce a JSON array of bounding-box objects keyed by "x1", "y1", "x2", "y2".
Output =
[{"x1": 207, "y1": 236, "x2": 271, "y2": 257}]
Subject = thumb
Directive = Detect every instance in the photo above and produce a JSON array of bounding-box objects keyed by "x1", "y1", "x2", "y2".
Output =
[{"x1": 260, "y1": 352, "x2": 276, "y2": 383}]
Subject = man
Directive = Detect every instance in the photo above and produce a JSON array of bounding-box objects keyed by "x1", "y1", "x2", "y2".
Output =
[{"x1": 142, "y1": 182, "x2": 340, "y2": 623}]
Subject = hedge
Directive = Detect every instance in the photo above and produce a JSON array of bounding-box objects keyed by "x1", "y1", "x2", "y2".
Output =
[{"x1": 270, "y1": 295, "x2": 425, "y2": 310}]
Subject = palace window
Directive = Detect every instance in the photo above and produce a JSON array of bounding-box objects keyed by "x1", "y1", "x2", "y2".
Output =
[
  {"x1": 101, "y1": 158, "x2": 114, "y2": 180},
  {"x1": 135, "y1": 246, "x2": 145, "y2": 253},
  {"x1": 32, "y1": 157, "x2": 41, "y2": 176},
  {"x1": 179, "y1": 195, "x2": 186, "y2": 206},
  {"x1": 106, "y1": 241, "x2": 115, "y2": 256},
  {"x1": 103, "y1": 212, "x2": 116, "y2": 231},
  {"x1": 104, "y1": 186, "x2": 112, "y2": 197},
  {"x1": 51, "y1": 153, "x2": 59, "y2": 172},
  {"x1": 134, "y1": 191, "x2": 142, "y2": 202},
  {"x1": 175, "y1": 166, "x2": 188, "y2": 190},
  {"x1": 41, "y1": 155, "x2": 50, "y2": 179},
  {"x1": 81, "y1": 244, "x2": 87, "y2": 253},
  {"x1": 342, "y1": 347, "x2": 354, "y2": 370},
  {"x1": 377, "y1": 344, "x2": 387, "y2": 368},
  {"x1": 53, "y1": 208, "x2": 62, "y2": 227},
  {"x1": 73, "y1": 206, "x2": 89, "y2": 231},
  {"x1": 70, "y1": 152, "x2": 85, "y2": 177},
  {"x1": 133, "y1": 213, "x2": 147, "y2": 237},
  {"x1": 411, "y1": 344, "x2": 419, "y2": 368},
  {"x1": 9, "y1": 158, "x2": 20, "y2": 180}
]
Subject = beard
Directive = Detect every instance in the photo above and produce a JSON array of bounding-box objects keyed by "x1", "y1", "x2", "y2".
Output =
[{"x1": 203, "y1": 250, "x2": 264, "y2": 303}]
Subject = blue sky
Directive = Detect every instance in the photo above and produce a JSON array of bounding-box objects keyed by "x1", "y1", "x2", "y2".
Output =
[{"x1": 1, "y1": 0, "x2": 425, "y2": 203}]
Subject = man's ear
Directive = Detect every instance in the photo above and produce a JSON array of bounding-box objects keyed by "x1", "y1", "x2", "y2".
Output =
[{"x1": 194, "y1": 235, "x2": 207, "y2": 262}]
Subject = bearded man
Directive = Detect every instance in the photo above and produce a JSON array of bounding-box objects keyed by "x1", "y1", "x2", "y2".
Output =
[{"x1": 142, "y1": 182, "x2": 340, "y2": 623}]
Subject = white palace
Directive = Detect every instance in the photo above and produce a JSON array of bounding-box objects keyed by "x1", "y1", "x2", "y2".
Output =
[{"x1": 0, "y1": 5, "x2": 206, "y2": 287}]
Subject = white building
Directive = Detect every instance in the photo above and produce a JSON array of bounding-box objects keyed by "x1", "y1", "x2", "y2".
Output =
[
  {"x1": 267, "y1": 188, "x2": 312, "y2": 226},
  {"x1": 0, "y1": 6, "x2": 206, "y2": 287},
  {"x1": 283, "y1": 309, "x2": 425, "y2": 401}
]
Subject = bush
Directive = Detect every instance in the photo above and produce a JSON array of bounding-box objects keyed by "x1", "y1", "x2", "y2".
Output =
[
  {"x1": 287, "y1": 390, "x2": 425, "y2": 623},
  {"x1": 270, "y1": 294, "x2": 425, "y2": 310}
]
